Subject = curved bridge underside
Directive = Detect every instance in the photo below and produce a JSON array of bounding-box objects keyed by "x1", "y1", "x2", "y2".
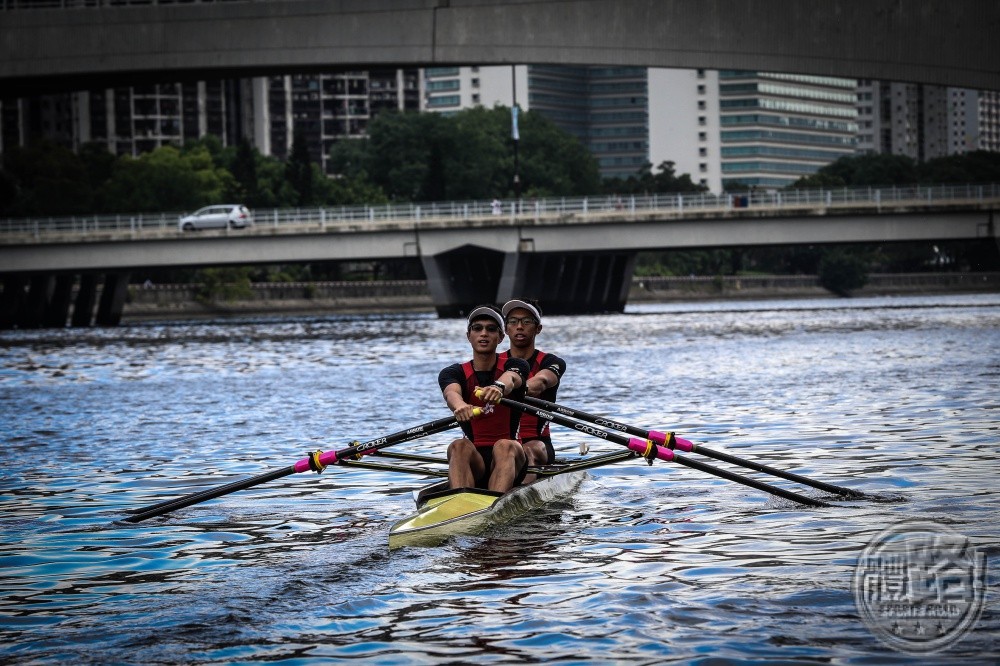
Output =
[{"x1": 2, "y1": 0, "x2": 999, "y2": 95}]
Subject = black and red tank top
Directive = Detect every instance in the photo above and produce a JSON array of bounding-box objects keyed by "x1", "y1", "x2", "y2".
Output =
[
  {"x1": 497, "y1": 350, "x2": 550, "y2": 440},
  {"x1": 461, "y1": 358, "x2": 522, "y2": 446}
]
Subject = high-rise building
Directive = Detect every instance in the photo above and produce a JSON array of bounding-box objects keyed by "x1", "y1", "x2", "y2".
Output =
[
  {"x1": 648, "y1": 68, "x2": 722, "y2": 192},
  {"x1": 715, "y1": 71, "x2": 859, "y2": 189},
  {"x1": 1, "y1": 69, "x2": 420, "y2": 174},
  {"x1": 258, "y1": 68, "x2": 421, "y2": 173},
  {"x1": 424, "y1": 64, "x2": 648, "y2": 180},
  {"x1": 1, "y1": 80, "x2": 247, "y2": 157},
  {"x1": 423, "y1": 65, "x2": 527, "y2": 114},
  {"x1": 530, "y1": 65, "x2": 649, "y2": 179},
  {"x1": 857, "y1": 80, "x2": 1000, "y2": 159}
]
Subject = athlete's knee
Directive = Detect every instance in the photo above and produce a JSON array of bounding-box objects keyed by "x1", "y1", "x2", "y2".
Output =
[
  {"x1": 493, "y1": 438, "x2": 525, "y2": 462},
  {"x1": 523, "y1": 440, "x2": 545, "y2": 465},
  {"x1": 447, "y1": 437, "x2": 475, "y2": 460}
]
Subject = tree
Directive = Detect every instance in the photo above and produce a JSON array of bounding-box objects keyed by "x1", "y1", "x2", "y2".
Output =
[
  {"x1": 603, "y1": 160, "x2": 707, "y2": 195},
  {"x1": 99, "y1": 144, "x2": 232, "y2": 213},
  {"x1": 1, "y1": 140, "x2": 94, "y2": 216},
  {"x1": 818, "y1": 250, "x2": 869, "y2": 296},
  {"x1": 919, "y1": 150, "x2": 1000, "y2": 183},
  {"x1": 802, "y1": 153, "x2": 919, "y2": 187},
  {"x1": 285, "y1": 131, "x2": 315, "y2": 206},
  {"x1": 229, "y1": 139, "x2": 260, "y2": 205},
  {"x1": 326, "y1": 106, "x2": 602, "y2": 201}
]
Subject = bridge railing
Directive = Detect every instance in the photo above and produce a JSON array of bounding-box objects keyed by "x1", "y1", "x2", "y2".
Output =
[{"x1": 2, "y1": 183, "x2": 998, "y2": 241}]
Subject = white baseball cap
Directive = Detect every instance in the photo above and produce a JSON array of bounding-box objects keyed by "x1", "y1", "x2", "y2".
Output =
[
  {"x1": 467, "y1": 306, "x2": 505, "y2": 331},
  {"x1": 501, "y1": 299, "x2": 542, "y2": 323}
]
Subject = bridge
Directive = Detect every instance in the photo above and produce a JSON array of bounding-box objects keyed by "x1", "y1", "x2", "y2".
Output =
[
  {"x1": 2, "y1": 184, "x2": 998, "y2": 327},
  {"x1": 2, "y1": 0, "x2": 999, "y2": 95}
]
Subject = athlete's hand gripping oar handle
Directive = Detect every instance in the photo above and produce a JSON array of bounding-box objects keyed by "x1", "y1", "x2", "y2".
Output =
[
  {"x1": 520, "y1": 395, "x2": 863, "y2": 499},
  {"x1": 122, "y1": 413, "x2": 474, "y2": 523},
  {"x1": 481, "y1": 391, "x2": 830, "y2": 508}
]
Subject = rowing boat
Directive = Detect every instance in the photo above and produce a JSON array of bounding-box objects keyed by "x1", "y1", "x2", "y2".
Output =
[{"x1": 387, "y1": 450, "x2": 636, "y2": 548}]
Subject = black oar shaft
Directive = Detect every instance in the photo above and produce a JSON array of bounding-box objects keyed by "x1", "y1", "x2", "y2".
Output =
[
  {"x1": 688, "y1": 446, "x2": 863, "y2": 498},
  {"x1": 123, "y1": 466, "x2": 296, "y2": 523},
  {"x1": 124, "y1": 417, "x2": 462, "y2": 523},
  {"x1": 500, "y1": 396, "x2": 829, "y2": 508},
  {"x1": 521, "y1": 395, "x2": 860, "y2": 499}
]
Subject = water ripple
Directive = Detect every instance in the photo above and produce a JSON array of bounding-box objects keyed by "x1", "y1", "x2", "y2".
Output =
[{"x1": 2, "y1": 294, "x2": 999, "y2": 663}]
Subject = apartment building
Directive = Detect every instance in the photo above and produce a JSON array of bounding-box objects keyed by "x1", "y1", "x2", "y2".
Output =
[{"x1": 857, "y1": 81, "x2": 1000, "y2": 159}]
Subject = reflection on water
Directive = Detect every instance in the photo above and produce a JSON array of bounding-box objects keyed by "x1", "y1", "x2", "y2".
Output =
[{"x1": 2, "y1": 294, "x2": 999, "y2": 663}]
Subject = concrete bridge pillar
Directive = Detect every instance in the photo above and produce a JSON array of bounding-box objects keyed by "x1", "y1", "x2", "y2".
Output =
[
  {"x1": 423, "y1": 247, "x2": 637, "y2": 316},
  {"x1": 0, "y1": 275, "x2": 29, "y2": 330},
  {"x1": 21, "y1": 276, "x2": 56, "y2": 328},
  {"x1": 421, "y1": 246, "x2": 505, "y2": 317},
  {"x1": 44, "y1": 275, "x2": 75, "y2": 328},
  {"x1": 497, "y1": 250, "x2": 637, "y2": 314},
  {"x1": 72, "y1": 274, "x2": 99, "y2": 327},
  {"x1": 95, "y1": 272, "x2": 130, "y2": 326}
]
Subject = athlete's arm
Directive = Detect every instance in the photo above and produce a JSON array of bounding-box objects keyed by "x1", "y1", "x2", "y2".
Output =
[
  {"x1": 480, "y1": 357, "x2": 530, "y2": 403},
  {"x1": 527, "y1": 354, "x2": 566, "y2": 397}
]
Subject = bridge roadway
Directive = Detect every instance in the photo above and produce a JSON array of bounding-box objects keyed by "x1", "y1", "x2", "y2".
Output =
[
  {"x1": 2, "y1": 0, "x2": 998, "y2": 95},
  {"x1": 1, "y1": 185, "x2": 998, "y2": 327}
]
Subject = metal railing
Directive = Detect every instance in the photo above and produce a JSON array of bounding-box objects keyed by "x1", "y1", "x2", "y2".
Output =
[
  {"x1": 2, "y1": 0, "x2": 252, "y2": 10},
  {"x1": 2, "y1": 183, "x2": 998, "y2": 241}
]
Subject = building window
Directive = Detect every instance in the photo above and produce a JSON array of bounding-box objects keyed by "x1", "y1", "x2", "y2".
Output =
[
  {"x1": 698, "y1": 116, "x2": 707, "y2": 126},
  {"x1": 698, "y1": 131, "x2": 707, "y2": 141},
  {"x1": 698, "y1": 100, "x2": 706, "y2": 110},
  {"x1": 697, "y1": 84, "x2": 706, "y2": 95},
  {"x1": 699, "y1": 147, "x2": 707, "y2": 157},
  {"x1": 699, "y1": 163, "x2": 707, "y2": 172}
]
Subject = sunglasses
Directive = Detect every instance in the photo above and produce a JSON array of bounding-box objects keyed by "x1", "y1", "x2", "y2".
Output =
[{"x1": 469, "y1": 323, "x2": 500, "y2": 333}]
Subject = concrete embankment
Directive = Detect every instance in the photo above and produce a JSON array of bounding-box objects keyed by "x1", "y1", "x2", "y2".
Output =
[{"x1": 122, "y1": 272, "x2": 1000, "y2": 321}]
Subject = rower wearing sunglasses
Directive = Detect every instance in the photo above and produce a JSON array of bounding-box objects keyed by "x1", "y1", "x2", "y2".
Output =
[
  {"x1": 439, "y1": 305, "x2": 531, "y2": 493},
  {"x1": 499, "y1": 299, "x2": 566, "y2": 476}
]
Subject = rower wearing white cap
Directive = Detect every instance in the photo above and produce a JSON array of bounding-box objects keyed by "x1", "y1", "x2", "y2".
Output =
[
  {"x1": 499, "y1": 299, "x2": 567, "y2": 475},
  {"x1": 438, "y1": 305, "x2": 531, "y2": 492}
]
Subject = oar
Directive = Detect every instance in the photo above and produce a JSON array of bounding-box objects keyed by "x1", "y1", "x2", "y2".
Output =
[
  {"x1": 122, "y1": 413, "x2": 473, "y2": 523},
  {"x1": 521, "y1": 395, "x2": 864, "y2": 499},
  {"x1": 481, "y1": 391, "x2": 830, "y2": 508}
]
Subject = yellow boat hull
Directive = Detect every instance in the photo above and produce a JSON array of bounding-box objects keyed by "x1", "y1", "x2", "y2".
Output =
[{"x1": 388, "y1": 471, "x2": 585, "y2": 548}]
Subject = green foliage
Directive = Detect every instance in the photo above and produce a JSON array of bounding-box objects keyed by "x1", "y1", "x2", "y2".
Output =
[
  {"x1": 285, "y1": 132, "x2": 315, "y2": 206},
  {"x1": 99, "y1": 145, "x2": 234, "y2": 213},
  {"x1": 229, "y1": 139, "x2": 260, "y2": 206},
  {"x1": 818, "y1": 250, "x2": 869, "y2": 296},
  {"x1": 1, "y1": 140, "x2": 95, "y2": 216},
  {"x1": 195, "y1": 267, "x2": 254, "y2": 303},
  {"x1": 603, "y1": 160, "x2": 707, "y2": 195},
  {"x1": 919, "y1": 151, "x2": 1000, "y2": 183},
  {"x1": 789, "y1": 151, "x2": 1000, "y2": 189},
  {"x1": 327, "y1": 106, "x2": 601, "y2": 200}
]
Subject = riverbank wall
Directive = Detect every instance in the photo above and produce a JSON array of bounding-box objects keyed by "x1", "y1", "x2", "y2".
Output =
[{"x1": 120, "y1": 272, "x2": 1000, "y2": 321}]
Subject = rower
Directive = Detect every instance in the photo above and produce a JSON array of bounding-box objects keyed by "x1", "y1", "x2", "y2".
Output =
[
  {"x1": 438, "y1": 305, "x2": 530, "y2": 492},
  {"x1": 499, "y1": 299, "x2": 566, "y2": 479}
]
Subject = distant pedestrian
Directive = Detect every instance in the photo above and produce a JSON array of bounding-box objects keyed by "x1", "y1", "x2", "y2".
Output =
[{"x1": 491, "y1": 199, "x2": 503, "y2": 215}]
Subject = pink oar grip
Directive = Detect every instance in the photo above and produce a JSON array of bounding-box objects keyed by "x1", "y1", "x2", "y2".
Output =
[
  {"x1": 674, "y1": 436, "x2": 695, "y2": 452},
  {"x1": 626, "y1": 437, "x2": 675, "y2": 462},
  {"x1": 647, "y1": 430, "x2": 695, "y2": 452},
  {"x1": 293, "y1": 450, "x2": 339, "y2": 473}
]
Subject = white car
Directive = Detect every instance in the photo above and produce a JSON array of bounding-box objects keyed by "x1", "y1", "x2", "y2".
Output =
[{"x1": 178, "y1": 205, "x2": 253, "y2": 231}]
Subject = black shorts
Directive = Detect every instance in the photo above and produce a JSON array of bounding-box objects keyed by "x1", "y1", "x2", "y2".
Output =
[
  {"x1": 521, "y1": 434, "x2": 555, "y2": 464},
  {"x1": 475, "y1": 443, "x2": 529, "y2": 489}
]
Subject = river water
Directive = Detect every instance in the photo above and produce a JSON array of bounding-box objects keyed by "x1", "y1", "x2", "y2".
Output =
[{"x1": 1, "y1": 293, "x2": 998, "y2": 664}]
